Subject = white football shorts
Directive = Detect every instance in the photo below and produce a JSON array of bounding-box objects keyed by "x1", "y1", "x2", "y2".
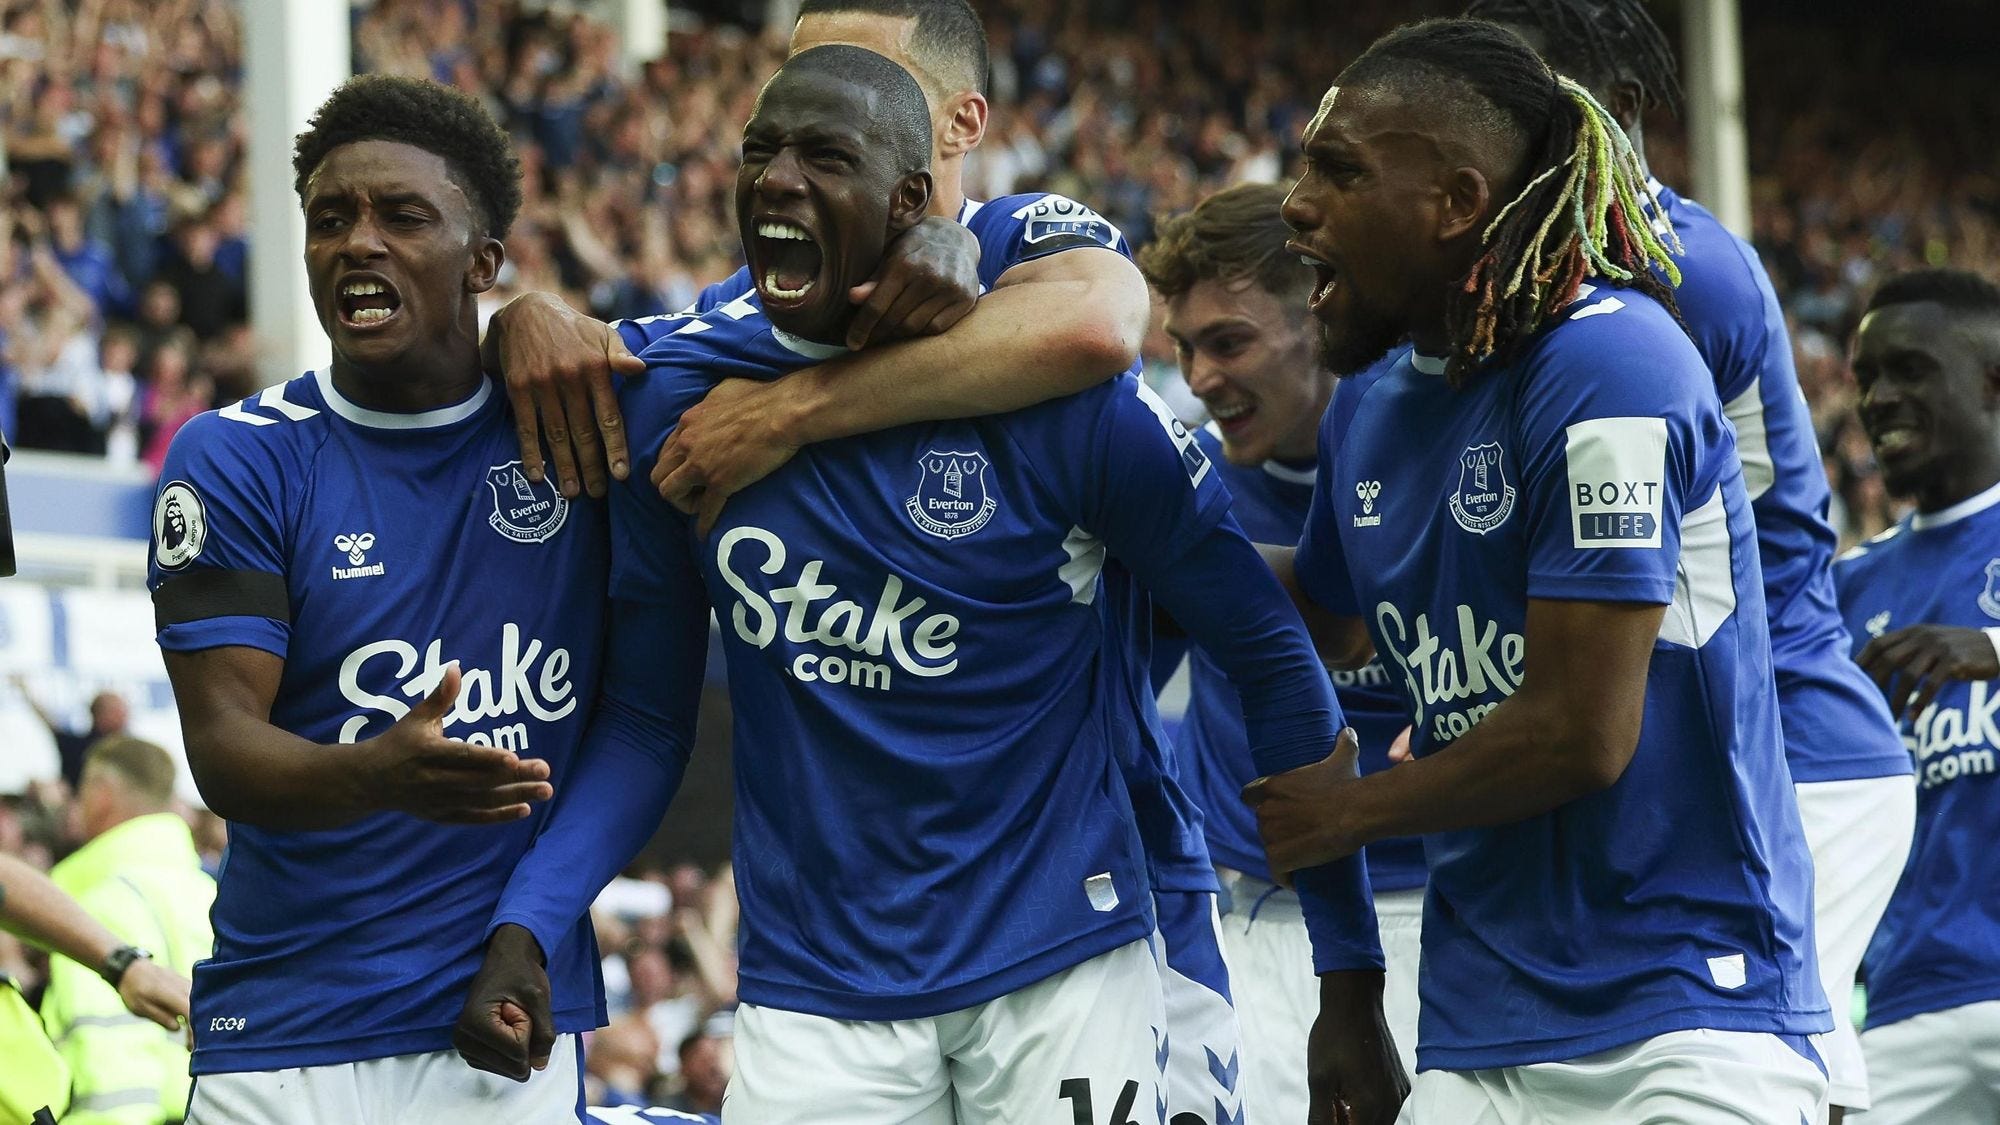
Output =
[
  {"x1": 185, "y1": 1035, "x2": 582, "y2": 1124},
  {"x1": 723, "y1": 939, "x2": 1163, "y2": 1125}
]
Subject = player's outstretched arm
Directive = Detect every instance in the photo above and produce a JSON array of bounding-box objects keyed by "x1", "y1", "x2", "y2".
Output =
[
  {"x1": 0, "y1": 852, "x2": 192, "y2": 1033},
  {"x1": 654, "y1": 247, "x2": 1149, "y2": 535},
  {"x1": 165, "y1": 648, "x2": 553, "y2": 832},
  {"x1": 458, "y1": 587, "x2": 707, "y2": 1081},
  {"x1": 1247, "y1": 597, "x2": 1663, "y2": 875}
]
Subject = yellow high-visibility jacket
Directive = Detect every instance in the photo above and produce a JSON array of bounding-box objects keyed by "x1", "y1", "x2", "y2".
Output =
[
  {"x1": 42, "y1": 814, "x2": 214, "y2": 1125},
  {"x1": 0, "y1": 971, "x2": 68, "y2": 1124}
]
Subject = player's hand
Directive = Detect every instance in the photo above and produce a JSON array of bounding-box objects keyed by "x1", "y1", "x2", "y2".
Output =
[
  {"x1": 1386, "y1": 725, "x2": 1413, "y2": 765},
  {"x1": 359, "y1": 664, "x2": 554, "y2": 824},
  {"x1": 1308, "y1": 971, "x2": 1409, "y2": 1125},
  {"x1": 116, "y1": 957, "x2": 192, "y2": 1034},
  {"x1": 1243, "y1": 728, "x2": 1363, "y2": 886},
  {"x1": 493, "y1": 291, "x2": 643, "y2": 499},
  {"x1": 453, "y1": 924, "x2": 556, "y2": 1081},
  {"x1": 844, "y1": 215, "x2": 980, "y2": 349},
  {"x1": 1859, "y1": 624, "x2": 2000, "y2": 720},
  {"x1": 652, "y1": 377, "x2": 803, "y2": 537}
]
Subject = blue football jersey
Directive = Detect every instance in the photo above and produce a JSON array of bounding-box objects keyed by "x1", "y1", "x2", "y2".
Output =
[
  {"x1": 612, "y1": 194, "x2": 1221, "y2": 894},
  {"x1": 1653, "y1": 182, "x2": 1907, "y2": 784},
  {"x1": 1296, "y1": 286, "x2": 1828, "y2": 1070},
  {"x1": 1161, "y1": 425, "x2": 1425, "y2": 892},
  {"x1": 146, "y1": 371, "x2": 608, "y2": 1073},
  {"x1": 606, "y1": 292, "x2": 1354, "y2": 1019},
  {"x1": 1834, "y1": 483, "x2": 2000, "y2": 1030}
]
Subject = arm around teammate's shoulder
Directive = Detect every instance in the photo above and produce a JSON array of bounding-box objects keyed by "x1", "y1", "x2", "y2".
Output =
[{"x1": 650, "y1": 244, "x2": 1148, "y2": 531}]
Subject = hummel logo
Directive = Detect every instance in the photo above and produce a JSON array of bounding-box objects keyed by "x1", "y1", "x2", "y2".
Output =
[
  {"x1": 334, "y1": 533, "x2": 376, "y2": 565},
  {"x1": 1354, "y1": 480, "x2": 1383, "y2": 527},
  {"x1": 1866, "y1": 610, "x2": 1891, "y2": 637},
  {"x1": 332, "y1": 533, "x2": 385, "y2": 581}
]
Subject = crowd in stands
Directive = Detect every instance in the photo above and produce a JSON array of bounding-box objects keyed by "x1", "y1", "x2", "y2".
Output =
[{"x1": 8, "y1": 0, "x2": 1998, "y2": 540}]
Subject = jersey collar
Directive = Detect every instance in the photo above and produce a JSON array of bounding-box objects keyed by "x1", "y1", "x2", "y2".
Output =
[
  {"x1": 1910, "y1": 477, "x2": 2000, "y2": 532},
  {"x1": 1410, "y1": 351, "x2": 1448, "y2": 376},
  {"x1": 1262, "y1": 458, "x2": 1316, "y2": 486},
  {"x1": 314, "y1": 368, "x2": 492, "y2": 430}
]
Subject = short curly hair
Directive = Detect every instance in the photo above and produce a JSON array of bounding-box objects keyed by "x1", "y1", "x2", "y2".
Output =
[{"x1": 292, "y1": 74, "x2": 522, "y2": 240}]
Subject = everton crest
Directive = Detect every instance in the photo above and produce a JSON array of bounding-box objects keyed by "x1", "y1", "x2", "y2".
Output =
[
  {"x1": 906, "y1": 450, "x2": 997, "y2": 540},
  {"x1": 1979, "y1": 559, "x2": 2000, "y2": 620},
  {"x1": 485, "y1": 461, "x2": 570, "y2": 544},
  {"x1": 1448, "y1": 442, "x2": 1516, "y2": 535}
]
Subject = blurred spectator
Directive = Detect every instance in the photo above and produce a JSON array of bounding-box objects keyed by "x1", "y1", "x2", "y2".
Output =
[
  {"x1": 10, "y1": 679, "x2": 130, "y2": 790},
  {"x1": 137, "y1": 329, "x2": 210, "y2": 475},
  {"x1": 667, "y1": 1011, "x2": 733, "y2": 1118},
  {"x1": 586, "y1": 1014, "x2": 663, "y2": 1109},
  {"x1": 156, "y1": 213, "x2": 244, "y2": 341},
  {"x1": 47, "y1": 193, "x2": 131, "y2": 319}
]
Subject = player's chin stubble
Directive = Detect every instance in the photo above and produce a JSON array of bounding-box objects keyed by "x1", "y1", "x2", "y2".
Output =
[{"x1": 1316, "y1": 313, "x2": 1404, "y2": 378}]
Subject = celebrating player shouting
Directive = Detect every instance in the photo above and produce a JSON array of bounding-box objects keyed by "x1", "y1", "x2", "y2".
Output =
[
  {"x1": 1459, "y1": 4, "x2": 1915, "y2": 1118},
  {"x1": 454, "y1": 45, "x2": 1386, "y2": 1122},
  {"x1": 150, "y1": 77, "x2": 605, "y2": 1120},
  {"x1": 1246, "y1": 19, "x2": 1831, "y2": 1122},
  {"x1": 482, "y1": 2, "x2": 1353, "y2": 1118}
]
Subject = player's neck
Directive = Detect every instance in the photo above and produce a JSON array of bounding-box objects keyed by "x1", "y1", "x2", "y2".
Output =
[
  {"x1": 928, "y1": 162, "x2": 967, "y2": 219},
  {"x1": 330, "y1": 347, "x2": 485, "y2": 415}
]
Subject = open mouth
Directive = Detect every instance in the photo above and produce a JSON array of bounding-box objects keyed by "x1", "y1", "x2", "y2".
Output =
[
  {"x1": 1209, "y1": 399, "x2": 1257, "y2": 433},
  {"x1": 1304, "y1": 256, "x2": 1339, "y2": 310},
  {"x1": 753, "y1": 220, "x2": 823, "y2": 305},
  {"x1": 1289, "y1": 241, "x2": 1339, "y2": 312},
  {"x1": 338, "y1": 276, "x2": 403, "y2": 329},
  {"x1": 1869, "y1": 423, "x2": 1924, "y2": 459}
]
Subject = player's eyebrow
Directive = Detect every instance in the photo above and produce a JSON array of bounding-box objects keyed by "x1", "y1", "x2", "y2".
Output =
[
  {"x1": 302, "y1": 185, "x2": 442, "y2": 211},
  {"x1": 1188, "y1": 315, "x2": 1261, "y2": 344}
]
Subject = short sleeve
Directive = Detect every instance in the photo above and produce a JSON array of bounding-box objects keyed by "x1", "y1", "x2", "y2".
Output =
[
  {"x1": 1058, "y1": 380, "x2": 1233, "y2": 564},
  {"x1": 1516, "y1": 294, "x2": 1714, "y2": 606},
  {"x1": 148, "y1": 413, "x2": 293, "y2": 658},
  {"x1": 1295, "y1": 380, "x2": 1361, "y2": 616},
  {"x1": 966, "y1": 193, "x2": 1130, "y2": 286}
]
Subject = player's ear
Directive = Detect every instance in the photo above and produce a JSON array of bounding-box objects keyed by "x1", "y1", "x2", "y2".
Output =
[
  {"x1": 1437, "y1": 165, "x2": 1492, "y2": 244},
  {"x1": 938, "y1": 91, "x2": 987, "y2": 159},
  {"x1": 889, "y1": 172, "x2": 932, "y2": 234},
  {"x1": 464, "y1": 235, "x2": 504, "y2": 295},
  {"x1": 1609, "y1": 81, "x2": 1646, "y2": 134}
]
